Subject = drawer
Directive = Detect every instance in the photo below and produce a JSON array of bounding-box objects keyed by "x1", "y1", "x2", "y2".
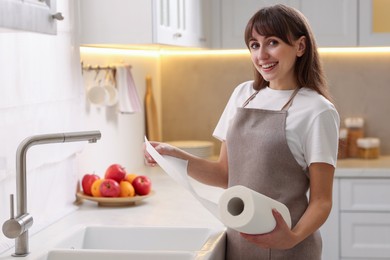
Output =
[
  {"x1": 340, "y1": 178, "x2": 390, "y2": 211},
  {"x1": 341, "y1": 212, "x2": 390, "y2": 258}
]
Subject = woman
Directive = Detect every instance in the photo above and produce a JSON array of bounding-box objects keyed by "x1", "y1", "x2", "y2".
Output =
[{"x1": 145, "y1": 4, "x2": 339, "y2": 259}]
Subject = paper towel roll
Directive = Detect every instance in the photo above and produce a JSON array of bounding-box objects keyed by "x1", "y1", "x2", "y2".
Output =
[{"x1": 218, "y1": 185, "x2": 291, "y2": 234}]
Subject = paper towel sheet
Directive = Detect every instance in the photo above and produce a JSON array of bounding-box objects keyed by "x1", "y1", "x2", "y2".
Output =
[
  {"x1": 145, "y1": 137, "x2": 291, "y2": 234},
  {"x1": 145, "y1": 137, "x2": 219, "y2": 217}
]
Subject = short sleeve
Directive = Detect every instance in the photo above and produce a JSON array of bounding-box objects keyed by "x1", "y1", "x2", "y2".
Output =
[{"x1": 304, "y1": 109, "x2": 340, "y2": 167}]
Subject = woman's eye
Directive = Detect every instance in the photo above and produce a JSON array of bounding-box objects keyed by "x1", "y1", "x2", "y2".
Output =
[
  {"x1": 269, "y1": 39, "x2": 278, "y2": 46},
  {"x1": 250, "y1": 42, "x2": 260, "y2": 49}
]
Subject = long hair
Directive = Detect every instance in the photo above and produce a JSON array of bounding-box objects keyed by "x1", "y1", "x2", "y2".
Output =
[{"x1": 244, "y1": 4, "x2": 331, "y2": 100}]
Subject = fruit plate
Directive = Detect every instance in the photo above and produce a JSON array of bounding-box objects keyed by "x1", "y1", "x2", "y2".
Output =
[{"x1": 75, "y1": 191, "x2": 155, "y2": 207}]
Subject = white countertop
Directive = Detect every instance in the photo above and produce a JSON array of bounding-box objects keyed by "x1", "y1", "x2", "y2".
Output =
[
  {"x1": 2, "y1": 156, "x2": 390, "y2": 259},
  {"x1": 336, "y1": 155, "x2": 390, "y2": 178},
  {"x1": 0, "y1": 167, "x2": 225, "y2": 260}
]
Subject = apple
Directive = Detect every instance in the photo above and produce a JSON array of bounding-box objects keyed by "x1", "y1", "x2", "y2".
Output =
[
  {"x1": 105, "y1": 164, "x2": 126, "y2": 183},
  {"x1": 82, "y1": 174, "x2": 100, "y2": 196},
  {"x1": 132, "y1": 175, "x2": 152, "y2": 196},
  {"x1": 100, "y1": 179, "x2": 121, "y2": 197}
]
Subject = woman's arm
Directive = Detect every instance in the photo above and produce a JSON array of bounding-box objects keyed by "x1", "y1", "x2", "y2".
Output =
[
  {"x1": 241, "y1": 162, "x2": 334, "y2": 249},
  {"x1": 145, "y1": 141, "x2": 229, "y2": 188}
]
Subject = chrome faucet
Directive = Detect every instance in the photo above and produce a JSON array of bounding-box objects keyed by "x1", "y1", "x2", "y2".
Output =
[{"x1": 2, "y1": 131, "x2": 101, "y2": 257}]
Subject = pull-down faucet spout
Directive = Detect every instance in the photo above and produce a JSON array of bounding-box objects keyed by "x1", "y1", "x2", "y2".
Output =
[{"x1": 2, "y1": 130, "x2": 101, "y2": 257}]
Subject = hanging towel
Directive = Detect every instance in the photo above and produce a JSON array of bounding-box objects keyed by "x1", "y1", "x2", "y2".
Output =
[{"x1": 116, "y1": 66, "x2": 142, "y2": 114}]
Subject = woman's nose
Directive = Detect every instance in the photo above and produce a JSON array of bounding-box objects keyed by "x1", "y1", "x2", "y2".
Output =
[{"x1": 257, "y1": 47, "x2": 269, "y2": 60}]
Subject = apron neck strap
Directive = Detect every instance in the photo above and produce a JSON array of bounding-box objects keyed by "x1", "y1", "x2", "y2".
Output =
[
  {"x1": 281, "y1": 87, "x2": 300, "y2": 111},
  {"x1": 242, "y1": 87, "x2": 300, "y2": 109},
  {"x1": 242, "y1": 90, "x2": 260, "y2": 107}
]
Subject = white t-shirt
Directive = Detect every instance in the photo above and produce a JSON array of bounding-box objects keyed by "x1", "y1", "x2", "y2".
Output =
[{"x1": 213, "y1": 81, "x2": 340, "y2": 170}]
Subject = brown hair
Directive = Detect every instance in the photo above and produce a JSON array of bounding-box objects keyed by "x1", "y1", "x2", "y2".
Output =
[{"x1": 244, "y1": 4, "x2": 331, "y2": 100}]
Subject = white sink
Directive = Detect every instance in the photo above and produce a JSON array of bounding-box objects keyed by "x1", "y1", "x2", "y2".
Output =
[
  {"x1": 46, "y1": 250, "x2": 196, "y2": 260},
  {"x1": 39, "y1": 226, "x2": 225, "y2": 260}
]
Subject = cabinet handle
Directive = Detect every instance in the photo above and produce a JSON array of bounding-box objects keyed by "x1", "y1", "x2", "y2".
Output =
[
  {"x1": 51, "y1": 12, "x2": 64, "y2": 21},
  {"x1": 173, "y1": 33, "x2": 182, "y2": 38}
]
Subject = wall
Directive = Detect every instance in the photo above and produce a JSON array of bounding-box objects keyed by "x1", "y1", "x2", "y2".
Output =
[
  {"x1": 160, "y1": 51, "x2": 390, "y2": 156},
  {"x1": 0, "y1": 0, "x2": 84, "y2": 253},
  {"x1": 78, "y1": 48, "x2": 160, "y2": 175},
  {"x1": 0, "y1": 1, "x2": 153, "y2": 254}
]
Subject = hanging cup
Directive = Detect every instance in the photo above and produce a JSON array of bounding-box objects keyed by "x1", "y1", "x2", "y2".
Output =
[{"x1": 87, "y1": 79, "x2": 109, "y2": 107}]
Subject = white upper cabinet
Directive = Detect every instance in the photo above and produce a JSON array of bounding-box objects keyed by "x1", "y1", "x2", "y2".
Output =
[
  {"x1": 0, "y1": 0, "x2": 61, "y2": 34},
  {"x1": 77, "y1": 0, "x2": 209, "y2": 48},
  {"x1": 217, "y1": 0, "x2": 357, "y2": 49},
  {"x1": 219, "y1": 0, "x2": 299, "y2": 49},
  {"x1": 156, "y1": 0, "x2": 209, "y2": 47},
  {"x1": 294, "y1": 0, "x2": 358, "y2": 47},
  {"x1": 359, "y1": 0, "x2": 390, "y2": 46}
]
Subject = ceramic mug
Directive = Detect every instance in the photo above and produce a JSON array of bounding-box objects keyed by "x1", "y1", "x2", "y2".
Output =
[{"x1": 87, "y1": 81, "x2": 109, "y2": 107}]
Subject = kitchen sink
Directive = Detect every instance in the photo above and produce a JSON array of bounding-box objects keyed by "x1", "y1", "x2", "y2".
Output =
[
  {"x1": 38, "y1": 225, "x2": 225, "y2": 260},
  {"x1": 46, "y1": 250, "x2": 196, "y2": 260}
]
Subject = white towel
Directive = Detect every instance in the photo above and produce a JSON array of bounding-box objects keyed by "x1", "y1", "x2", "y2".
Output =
[{"x1": 116, "y1": 66, "x2": 142, "y2": 114}]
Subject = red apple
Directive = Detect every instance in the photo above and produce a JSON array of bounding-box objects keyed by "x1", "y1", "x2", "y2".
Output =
[
  {"x1": 105, "y1": 164, "x2": 126, "y2": 183},
  {"x1": 132, "y1": 175, "x2": 152, "y2": 196},
  {"x1": 82, "y1": 174, "x2": 100, "y2": 196},
  {"x1": 100, "y1": 179, "x2": 121, "y2": 197}
]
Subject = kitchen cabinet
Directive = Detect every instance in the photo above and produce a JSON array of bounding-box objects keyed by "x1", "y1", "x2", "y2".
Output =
[
  {"x1": 339, "y1": 178, "x2": 390, "y2": 259},
  {"x1": 320, "y1": 159, "x2": 390, "y2": 260},
  {"x1": 218, "y1": 0, "x2": 298, "y2": 49},
  {"x1": 359, "y1": 0, "x2": 390, "y2": 46},
  {"x1": 0, "y1": 0, "x2": 60, "y2": 34},
  {"x1": 216, "y1": 0, "x2": 357, "y2": 49},
  {"x1": 77, "y1": 0, "x2": 210, "y2": 48},
  {"x1": 294, "y1": 0, "x2": 358, "y2": 47}
]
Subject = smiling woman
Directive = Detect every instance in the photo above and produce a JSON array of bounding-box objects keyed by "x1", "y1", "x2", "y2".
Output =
[{"x1": 145, "y1": 4, "x2": 339, "y2": 260}]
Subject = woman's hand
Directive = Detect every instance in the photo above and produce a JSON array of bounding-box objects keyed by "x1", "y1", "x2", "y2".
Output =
[
  {"x1": 240, "y1": 209, "x2": 298, "y2": 250},
  {"x1": 143, "y1": 141, "x2": 177, "y2": 166}
]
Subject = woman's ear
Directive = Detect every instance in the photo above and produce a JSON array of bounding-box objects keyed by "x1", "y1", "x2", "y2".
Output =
[{"x1": 296, "y1": 36, "x2": 306, "y2": 57}]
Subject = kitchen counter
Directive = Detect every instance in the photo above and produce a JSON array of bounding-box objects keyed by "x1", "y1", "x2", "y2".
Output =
[
  {"x1": 336, "y1": 155, "x2": 390, "y2": 178},
  {"x1": 2, "y1": 156, "x2": 390, "y2": 259},
  {"x1": 0, "y1": 167, "x2": 225, "y2": 260}
]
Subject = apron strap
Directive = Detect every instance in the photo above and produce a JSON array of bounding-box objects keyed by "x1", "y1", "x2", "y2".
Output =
[
  {"x1": 242, "y1": 87, "x2": 300, "y2": 109},
  {"x1": 242, "y1": 90, "x2": 260, "y2": 107},
  {"x1": 281, "y1": 87, "x2": 300, "y2": 111}
]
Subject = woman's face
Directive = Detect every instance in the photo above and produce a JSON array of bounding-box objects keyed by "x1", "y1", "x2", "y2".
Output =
[{"x1": 248, "y1": 30, "x2": 305, "y2": 90}]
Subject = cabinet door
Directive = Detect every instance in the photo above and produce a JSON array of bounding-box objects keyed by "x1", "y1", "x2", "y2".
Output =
[
  {"x1": 359, "y1": 0, "x2": 390, "y2": 46},
  {"x1": 220, "y1": 0, "x2": 299, "y2": 49},
  {"x1": 296, "y1": 0, "x2": 358, "y2": 47},
  {"x1": 340, "y1": 178, "x2": 390, "y2": 211},
  {"x1": 156, "y1": 0, "x2": 208, "y2": 47},
  {"x1": 0, "y1": 0, "x2": 58, "y2": 34},
  {"x1": 78, "y1": 0, "x2": 154, "y2": 46},
  {"x1": 341, "y1": 212, "x2": 390, "y2": 258}
]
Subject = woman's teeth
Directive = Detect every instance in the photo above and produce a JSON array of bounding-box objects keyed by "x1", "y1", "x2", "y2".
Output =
[{"x1": 262, "y1": 63, "x2": 276, "y2": 69}]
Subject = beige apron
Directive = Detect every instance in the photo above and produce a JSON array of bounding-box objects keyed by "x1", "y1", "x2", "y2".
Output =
[{"x1": 225, "y1": 88, "x2": 322, "y2": 260}]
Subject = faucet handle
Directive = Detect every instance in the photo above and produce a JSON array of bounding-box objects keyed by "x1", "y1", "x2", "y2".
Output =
[{"x1": 2, "y1": 194, "x2": 34, "y2": 239}]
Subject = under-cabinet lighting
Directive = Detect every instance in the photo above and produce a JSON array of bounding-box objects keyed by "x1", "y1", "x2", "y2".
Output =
[
  {"x1": 318, "y1": 47, "x2": 390, "y2": 53},
  {"x1": 80, "y1": 46, "x2": 390, "y2": 56},
  {"x1": 80, "y1": 46, "x2": 160, "y2": 57}
]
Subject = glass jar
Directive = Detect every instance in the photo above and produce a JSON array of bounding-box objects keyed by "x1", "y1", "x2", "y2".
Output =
[
  {"x1": 345, "y1": 117, "x2": 364, "y2": 158},
  {"x1": 357, "y1": 138, "x2": 380, "y2": 159}
]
